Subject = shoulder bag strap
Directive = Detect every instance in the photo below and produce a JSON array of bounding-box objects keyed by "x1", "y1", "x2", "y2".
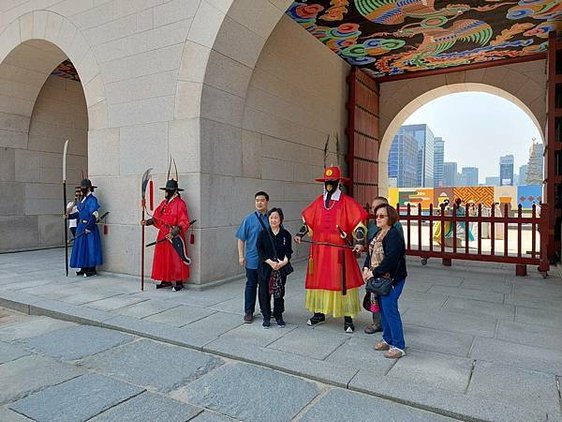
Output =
[{"x1": 256, "y1": 213, "x2": 278, "y2": 261}]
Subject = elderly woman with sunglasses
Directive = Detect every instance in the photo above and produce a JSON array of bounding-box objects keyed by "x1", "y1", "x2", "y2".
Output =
[{"x1": 362, "y1": 204, "x2": 407, "y2": 359}]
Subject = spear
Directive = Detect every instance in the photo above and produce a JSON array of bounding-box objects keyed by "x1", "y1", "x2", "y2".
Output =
[
  {"x1": 62, "y1": 139, "x2": 70, "y2": 276},
  {"x1": 140, "y1": 168, "x2": 152, "y2": 291}
]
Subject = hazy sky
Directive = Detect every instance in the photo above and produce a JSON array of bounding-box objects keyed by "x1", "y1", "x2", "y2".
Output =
[{"x1": 403, "y1": 92, "x2": 542, "y2": 183}]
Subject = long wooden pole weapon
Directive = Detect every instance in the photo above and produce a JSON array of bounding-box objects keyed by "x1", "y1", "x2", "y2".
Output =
[
  {"x1": 140, "y1": 168, "x2": 152, "y2": 291},
  {"x1": 298, "y1": 239, "x2": 354, "y2": 249},
  {"x1": 62, "y1": 139, "x2": 70, "y2": 277}
]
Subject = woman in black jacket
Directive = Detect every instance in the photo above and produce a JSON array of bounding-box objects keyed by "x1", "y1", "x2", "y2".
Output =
[
  {"x1": 362, "y1": 204, "x2": 407, "y2": 358},
  {"x1": 257, "y1": 208, "x2": 293, "y2": 328}
]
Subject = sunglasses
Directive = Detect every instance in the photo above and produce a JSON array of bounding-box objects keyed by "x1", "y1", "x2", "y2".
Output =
[{"x1": 375, "y1": 214, "x2": 388, "y2": 219}]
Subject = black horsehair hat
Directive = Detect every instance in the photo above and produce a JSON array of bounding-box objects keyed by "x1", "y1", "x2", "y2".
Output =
[
  {"x1": 160, "y1": 179, "x2": 183, "y2": 192},
  {"x1": 77, "y1": 178, "x2": 97, "y2": 189}
]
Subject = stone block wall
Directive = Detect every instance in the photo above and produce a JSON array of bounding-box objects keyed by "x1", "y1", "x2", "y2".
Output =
[{"x1": 0, "y1": 75, "x2": 87, "y2": 252}]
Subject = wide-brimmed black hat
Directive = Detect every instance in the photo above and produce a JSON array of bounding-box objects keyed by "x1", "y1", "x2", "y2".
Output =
[
  {"x1": 77, "y1": 178, "x2": 97, "y2": 189},
  {"x1": 159, "y1": 179, "x2": 183, "y2": 191}
]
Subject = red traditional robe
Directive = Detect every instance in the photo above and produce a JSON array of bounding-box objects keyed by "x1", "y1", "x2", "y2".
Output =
[
  {"x1": 151, "y1": 195, "x2": 191, "y2": 282},
  {"x1": 302, "y1": 194, "x2": 368, "y2": 291}
]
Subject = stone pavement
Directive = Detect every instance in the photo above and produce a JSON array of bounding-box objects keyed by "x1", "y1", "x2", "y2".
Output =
[{"x1": 0, "y1": 249, "x2": 561, "y2": 422}]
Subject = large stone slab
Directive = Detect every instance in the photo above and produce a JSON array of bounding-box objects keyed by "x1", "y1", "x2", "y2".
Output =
[
  {"x1": 514, "y1": 305, "x2": 562, "y2": 329},
  {"x1": 0, "y1": 407, "x2": 33, "y2": 422},
  {"x1": 299, "y1": 388, "x2": 455, "y2": 421},
  {"x1": 443, "y1": 297, "x2": 515, "y2": 320},
  {"x1": 9, "y1": 374, "x2": 144, "y2": 422},
  {"x1": 497, "y1": 320, "x2": 562, "y2": 350},
  {"x1": 82, "y1": 339, "x2": 223, "y2": 392},
  {"x1": 401, "y1": 310, "x2": 496, "y2": 338},
  {"x1": 175, "y1": 363, "x2": 320, "y2": 422},
  {"x1": 24, "y1": 325, "x2": 133, "y2": 360},
  {"x1": 386, "y1": 349, "x2": 473, "y2": 393},
  {"x1": 267, "y1": 325, "x2": 349, "y2": 359},
  {"x1": 177, "y1": 311, "x2": 244, "y2": 345},
  {"x1": 85, "y1": 294, "x2": 149, "y2": 311},
  {"x1": 113, "y1": 299, "x2": 181, "y2": 318},
  {"x1": 144, "y1": 304, "x2": 216, "y2": 327},
  {"x1": 0, "y1": 316, "x2": 75, "y2": 341},
  {"x1": 470, "y1": 337, "x2": 562, "y2": 375},
  {"x1": 428, "y1": 285, "x2": 505, "y2": 304},
  {"x1": 397, "y1": 325, "x2": 474, "y2": 358},
  {"x1": 467, "y1": 361, "x2": 559, "y2": 415},
  {"x1": 205, "y1": 337, "x2": 357, "y2": 388},
  {"x1": 0, "y1": 341, "x2": 30, "y2": 364},
  {"x1": 191, "y1": 410, "x2": 238, "y2": 421},
  {"x1": 0, "y1": 355, "x2": 84, "y2": 404},
  {"x1": 89, "y1": 391, "x2": 202, "y2": 422},
  {"x1": 350, "y1": 368, "x2": 547, "y2": 422}
]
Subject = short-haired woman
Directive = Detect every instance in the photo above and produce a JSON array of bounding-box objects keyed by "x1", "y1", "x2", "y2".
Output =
[
  {"x1": 257, "y1": 208, "x2": 293, "y2": 328},
  {"x1": 362, "y1": 204, "x2": 407, "y2": 359}
]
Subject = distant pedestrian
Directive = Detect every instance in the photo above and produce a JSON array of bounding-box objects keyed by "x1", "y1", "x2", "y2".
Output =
[
  {"x1": 141, "y1": 178, "x2": 191, "y2": 292},
  {"x1": 236, "y1": 191, "x2": 269, "y2": 323},
  {"x1": 66, "y1": 187, "x2": 82, "y2": 238},
  {"x1": 364, "y1": 196, "x2": 403, "y2": 335},
  {"x1": 257, "y1": 208, "x2": 293, "y2": 328},
  {"x1": 69, "y1": 179, "x2": 103, "y2": 277},
  {"x1": 363, "y1": 204, "x2": 407, "y2": 359}
]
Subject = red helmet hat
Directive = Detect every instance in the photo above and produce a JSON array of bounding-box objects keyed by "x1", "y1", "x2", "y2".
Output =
[{"x1": 314, "y1": 166, "x2": 351, "y2": 184}]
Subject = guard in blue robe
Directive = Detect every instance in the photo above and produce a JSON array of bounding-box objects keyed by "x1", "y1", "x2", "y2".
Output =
[{"x1": 69, "y1": 179, "x2": 103, "y2": 276}]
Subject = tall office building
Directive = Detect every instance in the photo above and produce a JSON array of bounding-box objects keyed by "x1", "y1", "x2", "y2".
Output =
[
  {"x1": 526, "y1": 140, "x2": 544, "y2": 184},
  {"x1": 499, "y1": 155, "x2": 514, "y2": 186},
  {"x1": 485, "y1": 176, "x2": 499, "y2": 186},
  {"x1": 393, "y1": 124, "x2": 435, "y2": 187},
  {"x1": 388, "y1": 131, "x2": 419, "y2": 187},
  {"x1": 443, "y1": 162, "x2": 458, "y2": 186},
  {"x1": 461, "y1": 167, "x2": 479, "y2": 186},
  {"x1": 433, "y1": 137, "x2": 445, "y2": 187},
  {"x1": 519, "y1": 165, "x2": 528, "y2": 185}
]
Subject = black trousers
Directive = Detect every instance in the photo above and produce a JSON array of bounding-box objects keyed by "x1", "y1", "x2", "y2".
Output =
[{"x1": 258, "y1": 272, "x2": 286, "y2": 320}]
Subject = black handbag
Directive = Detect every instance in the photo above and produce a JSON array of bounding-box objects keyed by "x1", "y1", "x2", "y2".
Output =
[
  {"x1": 365, "y1": 276, "x2": 393, "y2": 296},
  {"x1": 279, "y1": 262, "x2": 294, "y2": 277}
]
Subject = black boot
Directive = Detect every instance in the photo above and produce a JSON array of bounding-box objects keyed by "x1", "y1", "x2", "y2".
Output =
[
  {"x1": 344, "y1": 316, "x2": 354, "y2": 333},
  {"x1": 307, "y1": 313, "x2": 325, "y2": 326}
]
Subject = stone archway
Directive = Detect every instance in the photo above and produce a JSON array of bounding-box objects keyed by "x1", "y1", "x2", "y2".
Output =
[
  {"x1": 0, "y1": 11, "x2": 108, "y2": 252},
  {"x1": 377, "y1": 61, "x2": 546, "y2": 196}
]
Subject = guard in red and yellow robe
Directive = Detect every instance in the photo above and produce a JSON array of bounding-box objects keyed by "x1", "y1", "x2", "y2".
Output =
[
  {"x1": 295, "y1": 166, "x2": 368, "y2": 332},
  {"x1": 143, "y1": 179, "x2": 191, "y2": 291}
]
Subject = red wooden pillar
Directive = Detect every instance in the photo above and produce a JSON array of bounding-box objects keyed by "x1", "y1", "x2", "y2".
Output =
[
  {"x1": 346, "y1": 68, "x2": 379, "y2": 208},
  {"x1": 546, "y1": 33, "x2": 562, "y2": 262}
]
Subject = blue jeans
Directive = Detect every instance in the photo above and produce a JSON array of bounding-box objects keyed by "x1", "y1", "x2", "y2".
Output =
[
  {"x1": 379, "y1": 278, "x2": 406, "y2": 350},
  {"x1": 244, "y1": 268, "x2": 259, "y2": 314}
]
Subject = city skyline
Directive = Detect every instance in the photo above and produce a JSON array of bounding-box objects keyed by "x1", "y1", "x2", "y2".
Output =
[{"x1": 403, "y1": 92, "x2": 541, "y2": 183}]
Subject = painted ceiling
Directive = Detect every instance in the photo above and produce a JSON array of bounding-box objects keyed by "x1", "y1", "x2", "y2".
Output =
[
  {"x1": 286, "y1": 0, "x2": 562, "y2": 78},
  {"x1": 51, "y1": 60, "x2": 80, "y2": 81}
]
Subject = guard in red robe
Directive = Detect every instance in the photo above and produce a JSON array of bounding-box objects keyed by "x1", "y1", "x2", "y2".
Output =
[
  {"x1": 143, "y1": 179, "x2": 191, "y2": 291},
  {"x1": 295, "y1": 166, "x2": 368, "y2": 332}
]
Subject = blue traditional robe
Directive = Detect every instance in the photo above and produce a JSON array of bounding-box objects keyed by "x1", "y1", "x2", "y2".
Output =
[{"x1": 70, "y1": 193, "x2": 103, "y2": 268}]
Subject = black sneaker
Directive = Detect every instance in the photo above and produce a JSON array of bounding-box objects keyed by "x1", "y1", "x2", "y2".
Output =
[
  {"x1": 172, "y1": 284, "x2": 183, "y2": 292},
  {"x1": 307, "y1": 313, "x2": 325, "y2": 326},
  {"x1": 156, "y1": 282, "x2": 171, "y2": 289},
  {"x1": 76, "y1": 269, "x2": 85, "y2": 276},
  {"x1": 262, "y1": 319, "x2": 271, "y2": 329},
  {"x1": 84, "y1": 270, "x2": 97, "y2": 277},
  {"x1": 276, "y1": 318, "x2": 286, "y2": 327},
  {"x1": 344, "y1": 316, "x2": 355, "y2": 333}
]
